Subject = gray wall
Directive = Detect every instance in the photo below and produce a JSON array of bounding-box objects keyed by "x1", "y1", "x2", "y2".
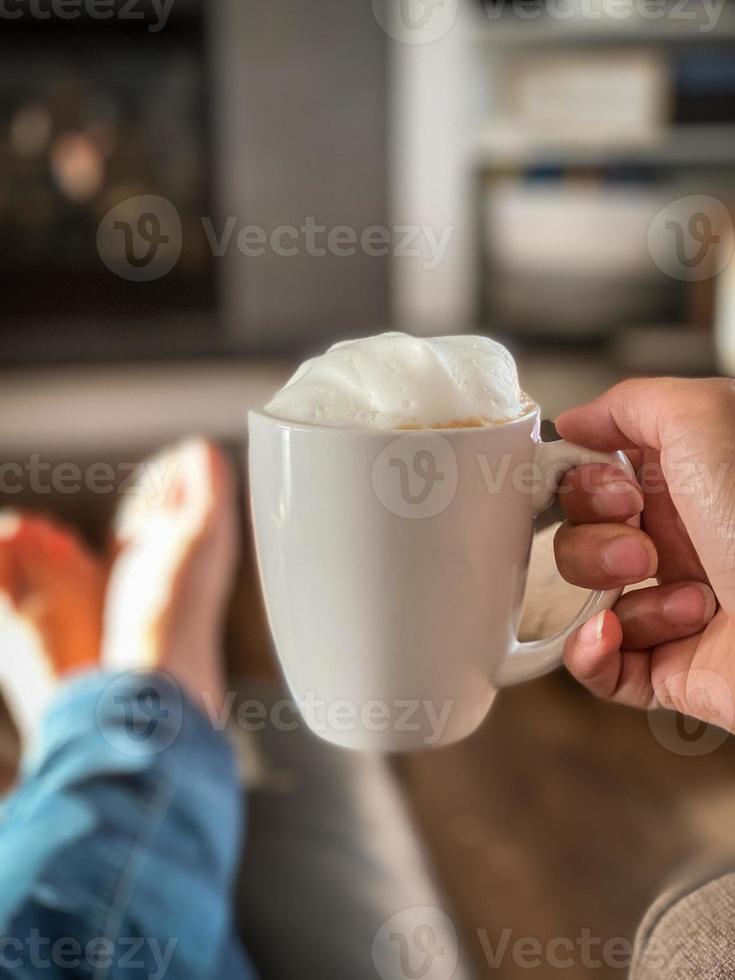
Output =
[{"x1": 211, "y1": 0, "x2": 389, "y2": 349}]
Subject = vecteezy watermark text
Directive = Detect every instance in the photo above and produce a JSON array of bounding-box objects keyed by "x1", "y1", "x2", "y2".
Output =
[
  {"x1": 202, "y1": 691, "x2": 456, "y2": 747},
  {"x1": 0, "y1": 0, "x2": 175, "y2": 31},
  {"x1": 97, "y1": 195, "x2": 454, "y2": 282},
  {"x1": 482, "y1": 0, "x2": 725, "y2": 31},
  {"x1": 0, "y1": 455, "x2": 178, "y2": 502},
  {"x1": 202, "y1": 216, "x2": 453, "y2": 271},
  {"x1": 0, "y1": 931, "x2": 176, "y2": 979},
  {"x1": 477, "y1": 927, "x2": 633, "y2": 971},
  {"x1": 372, "y1": 0, "x2": 726, "y2": 43}
]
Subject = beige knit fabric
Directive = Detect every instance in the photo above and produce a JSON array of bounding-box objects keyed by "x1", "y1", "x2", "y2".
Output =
[{"x1": 632, "y1": 861, "x2": 735, "y2": 979}]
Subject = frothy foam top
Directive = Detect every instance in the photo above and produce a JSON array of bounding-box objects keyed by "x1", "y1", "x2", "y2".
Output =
[{"x1": 265, "y1": 332, "x2": 528, "y2": 429}]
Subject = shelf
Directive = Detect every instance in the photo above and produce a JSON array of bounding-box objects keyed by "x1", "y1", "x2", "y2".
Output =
[{"x1": 472, "y1": 124, "x2": 735, "y2": 167}]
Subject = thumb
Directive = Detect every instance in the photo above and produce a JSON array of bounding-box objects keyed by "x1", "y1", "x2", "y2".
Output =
[{"x1": 651, "y1": 624, "x2": 735, "y2": 734}]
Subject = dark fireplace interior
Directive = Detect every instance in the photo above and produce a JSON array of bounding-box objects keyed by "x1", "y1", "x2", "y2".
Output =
[{"x1": 0, "y1": 0, "x2": 218, "y2": 362}]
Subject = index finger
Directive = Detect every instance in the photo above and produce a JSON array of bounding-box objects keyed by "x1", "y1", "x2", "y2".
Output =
[
  {"x1": 555, "y1": 377, "x2": 735, "y2": 452},
  {"x1": 559, "y1": 462, "x2": 644, "y2": 525}
]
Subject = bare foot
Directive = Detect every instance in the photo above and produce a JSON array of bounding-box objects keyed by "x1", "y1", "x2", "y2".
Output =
[
  {"x1": 0, "y1": 511, "x2": 104, "y2": 742},
  {"x1": 102, "y1": 439, "x2": 239, "y2": 715}
]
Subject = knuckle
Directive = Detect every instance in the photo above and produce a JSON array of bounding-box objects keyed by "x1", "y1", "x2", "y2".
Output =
[
  {"x1": 608, "y1": 378, "x2": 644, "y2": 402},
  {"x1": 705, "y1": 377, "x2": 735, "y2": 413},
  {"x1": 680, "y1": 378, "x2": 735, "y2": 427}
]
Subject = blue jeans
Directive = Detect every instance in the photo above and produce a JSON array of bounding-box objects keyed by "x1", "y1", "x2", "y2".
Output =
[{"x1": 0, "y1": 671, "x2": 253, "y2": 980}]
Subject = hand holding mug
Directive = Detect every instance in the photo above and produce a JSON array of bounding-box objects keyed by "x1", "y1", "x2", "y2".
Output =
[
  {"x1": 250, "y1": 335, "x2": 735, "y2": 751},
  {"x1": 556, "y1": 378, "x2": 735, "y2": 730}
]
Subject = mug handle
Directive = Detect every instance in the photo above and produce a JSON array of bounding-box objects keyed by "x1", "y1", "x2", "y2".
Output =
[{"x1": 493, "y1": 439, "x2": 639, "y2": 688}]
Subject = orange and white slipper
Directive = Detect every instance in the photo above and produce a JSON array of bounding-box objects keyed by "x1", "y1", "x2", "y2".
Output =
[
  {"x1": 0, "y1": 511, "x2": 104, "y2": 744},
  {"x1": 102, "y1": 439, "x2": 238, "y2": 697}
]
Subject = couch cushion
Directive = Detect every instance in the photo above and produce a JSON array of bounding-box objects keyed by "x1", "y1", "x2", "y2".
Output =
[{"x1": 632, "y1": 858, "x2": 735, "y2": 979}]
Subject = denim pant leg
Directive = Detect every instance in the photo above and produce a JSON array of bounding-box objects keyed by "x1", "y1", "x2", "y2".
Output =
[{"x1": 0, "y1": 670, "x2": 253, "y2": 980}]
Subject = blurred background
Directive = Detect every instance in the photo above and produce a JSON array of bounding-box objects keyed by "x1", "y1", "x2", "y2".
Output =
[{"x1": 3, "y1": 1, "x2": 735, "y2": 977}]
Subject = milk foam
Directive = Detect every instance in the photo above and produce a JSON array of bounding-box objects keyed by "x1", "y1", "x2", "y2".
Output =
[{"x1": 265, "y1": 332, "x2": 528, "y2": 429}]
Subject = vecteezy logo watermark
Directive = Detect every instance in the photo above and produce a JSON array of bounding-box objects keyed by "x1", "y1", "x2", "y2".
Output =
[
  {"x1": 372, "y1": 907, "x2": 458, "y2": 980},
  {"x1": 647, "y1": 194, "x2": 733, "y2": 282},
  {"x1": 0, "y1": 0, "x2": 176, "y2": 32},
  {"x1": 96, "y1": 671, "x2": 183, "y2": 757},
  {"x1": 366, "y1": 450, "x2": 735, "y2": 519},
  {"x1": 97, "y1": 195, "x2": 182, "y2": 282},
  {"x1": 375, "y1": 913, "x2": 659, "y2": 973},
  {"x1": 371, "y1": 0, "x2": 458, "y2": 44},
  {"x1": 482, "y1": 0, "x2": 725, "y2": 32},
  {"x1": 98, "y1": 201, "x2": 454, "y2": 282},
  {"x1": 372, "y1": 435, "x2": 459, "y2": 519},
  {"x1": 647, "y1": 667, "x2": 734, "y2": 756}
]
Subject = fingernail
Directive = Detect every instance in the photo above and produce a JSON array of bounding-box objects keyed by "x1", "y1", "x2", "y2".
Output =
[
  {"x1": 663, "y1": 583, "x2": 716, "y2": 626},
  {"x1": 579, "y1": 610, "x2": 605, "y2": 646},
  {"x1": 606, "y1": 479, "x2": 635, "y2": 492},
  {"x1": 590, "y1": 481, "x2": 643, "y2": 518},
  {"x1": 602, "y1": 536, "x2": 654, "y2": 579}
]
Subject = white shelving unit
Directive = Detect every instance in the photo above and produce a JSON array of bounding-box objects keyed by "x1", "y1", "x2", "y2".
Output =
[{"x1": 388, "y1": 0, "x2": 735, "y2": 331}]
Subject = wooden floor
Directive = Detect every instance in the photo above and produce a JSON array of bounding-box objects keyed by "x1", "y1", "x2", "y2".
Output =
[
  {"x1": 395, "y1": 670, "x2": 735, "y2": 979},
  {"x1": 392, "y1": 523, "x2": 735, "y2": 978}
]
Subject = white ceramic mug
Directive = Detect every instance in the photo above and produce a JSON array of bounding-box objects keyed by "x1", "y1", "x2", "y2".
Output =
[{"x1": 249, "y1": 405, "x2": 633, "y2": 752}]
